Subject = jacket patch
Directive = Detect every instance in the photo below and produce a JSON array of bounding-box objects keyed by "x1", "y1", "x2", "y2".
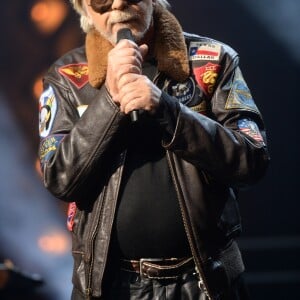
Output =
[
  {"x1": 59, "y1": 63, "x2": 89, "y2": 89},
  {"x1": 189, "y1": 42, "x2": 221, "y2": 61},
  {"x1": 193, "y1": 63, "x2": 221, "y2": 95},
  {"x1": 165, "y1": 77, "x2": 195, "y2": 105},
  {"x1": 238, "y1": 119, "x2": 264, "y2": 145},
  {"x1": 190, "y1": 101, "x2": 208, "y2": 115},
  {"x1": 39, "y1": 86, "x2": 57, "y2": 138},
  {"x1": 67, "y1": 202, "x2": 77, "y2": 232},
  {"x1": 225, "y1": 69, "x2": 259, "y2": 113},
  {"x1": 39, "y1": 134, "x2": 65, "y2": 168}
]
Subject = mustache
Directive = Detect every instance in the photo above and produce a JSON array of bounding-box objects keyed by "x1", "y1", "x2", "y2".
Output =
[{"x1": 108, "y1": 10, "x2": 138, "y2": 24}]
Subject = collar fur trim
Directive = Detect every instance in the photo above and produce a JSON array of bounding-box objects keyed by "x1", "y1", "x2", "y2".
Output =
[{"x1": 86, "y1": 6, "x2": 190, "y2": 88}]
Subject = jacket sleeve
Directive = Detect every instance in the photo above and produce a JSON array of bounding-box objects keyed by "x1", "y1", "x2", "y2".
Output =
[
  {"x1": 160, "y1": 55, "x2": 270, "y2": 187},
  {"x1": 38, "y1": 76, "x2": 125, "y2": 202}
]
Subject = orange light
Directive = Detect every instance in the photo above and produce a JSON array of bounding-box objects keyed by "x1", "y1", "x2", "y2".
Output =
[
  {"x1": 38, "y1": 230, "x2": 70, "y2": 255},
  {"x1": 31, "y1": 0, "x2": 69, "y2": 35},
  {"x1": 33, "y1": 74, "x2": 44, "y2": 100},
  {"x1": 35, "y1": 157, "x2": 43, "y2": 178}
]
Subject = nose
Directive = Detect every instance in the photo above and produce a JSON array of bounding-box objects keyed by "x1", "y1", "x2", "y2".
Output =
[{"x1": 111, "y1": 0, "x2": 128, "y2": 10}]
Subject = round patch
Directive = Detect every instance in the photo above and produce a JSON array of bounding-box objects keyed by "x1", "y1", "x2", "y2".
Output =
[
  {"x1": 165, "y1": 77, "x2": 196, "y2": 105},
  {"x1": 39, "y1": 86, "x2": 57, "y2": 138}
]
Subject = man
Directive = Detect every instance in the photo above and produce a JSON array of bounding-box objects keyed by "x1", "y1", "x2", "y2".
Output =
[{"x1": 38, "y1": 0, "x2": 269, "y2": 299}]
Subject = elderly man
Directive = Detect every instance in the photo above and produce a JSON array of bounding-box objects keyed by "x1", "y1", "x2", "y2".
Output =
[{"x1": 38, "y1": 0, "x2": 269, "y2": 299}]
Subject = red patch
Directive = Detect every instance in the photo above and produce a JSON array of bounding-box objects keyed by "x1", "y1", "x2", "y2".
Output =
[
  {"x1": 193, "y1": 63, "x2": 221, "y2": 95},
  {"x1": 67, "y1": 202, "x2": 77, "y2": 231},
  {"x1": 59, "y1": 63, "x2": 89, "y2": 89}
]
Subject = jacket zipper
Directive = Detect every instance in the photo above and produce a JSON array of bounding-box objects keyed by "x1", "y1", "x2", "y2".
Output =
[
  {"x1": 85, "y1": 152, "x2": 126, "y2": 299},
  {"x1": 166, "y1": 151, "x2": 213, "y2": 300},
  {"x1": 85, "y1": 186, "x2": 107, "y2": 299}
]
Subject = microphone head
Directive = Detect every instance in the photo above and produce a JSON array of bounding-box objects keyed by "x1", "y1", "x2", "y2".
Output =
[{"x1": 116, "y1": 28, "x2": 134, "y2": 43}]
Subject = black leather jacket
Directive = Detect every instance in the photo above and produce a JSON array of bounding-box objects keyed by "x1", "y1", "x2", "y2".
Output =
[{"x1": 38, "y1": 8, "x2": 269, "y2": 300}]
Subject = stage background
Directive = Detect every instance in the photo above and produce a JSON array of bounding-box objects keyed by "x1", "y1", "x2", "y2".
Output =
[{"x1": 0, "y1": 0, "x2": 299, "y2": 299}]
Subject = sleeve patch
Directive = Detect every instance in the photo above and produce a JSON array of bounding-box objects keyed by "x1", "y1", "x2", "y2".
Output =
[
  {"x1": 67, "y1": 202, "x2": 77, "y2": 232},
  {"x1": 39, "y1": 134, "x2": 65, "y2": 167},
  {"x1": 225, "y1": 69, "x2": 259, "y2": 113},
  {"x1": 238, "y1": 119, "x2": 264, "y2": 145},
  {"x1": 39, "y1": 86, "x2": 57, "y2": 138},
  {"x1": 59, "y1": 63, "x2": 89, "y2": 89}
]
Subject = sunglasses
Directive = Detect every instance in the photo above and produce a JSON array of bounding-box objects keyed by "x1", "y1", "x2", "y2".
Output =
[{"x1": 90, "y1": 0, "x2": 143, "y2": 14}]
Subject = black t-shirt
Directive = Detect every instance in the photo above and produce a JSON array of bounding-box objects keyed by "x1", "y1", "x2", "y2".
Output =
[{"x1": 113, "y1": 113, "x2": 191, "y2": 259}]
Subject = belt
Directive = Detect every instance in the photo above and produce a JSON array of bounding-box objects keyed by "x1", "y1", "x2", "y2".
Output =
[{"x1": 120, "y1": 257, "x2": 195, "y2": 279}]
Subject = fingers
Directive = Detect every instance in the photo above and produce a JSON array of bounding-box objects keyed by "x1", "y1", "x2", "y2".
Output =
[
  {"x1": 106, "y1": 40, "x2": 144, "y2": 98},
  {"x1": 116, "y1": 75, "x2": 161, "y2": 114}
]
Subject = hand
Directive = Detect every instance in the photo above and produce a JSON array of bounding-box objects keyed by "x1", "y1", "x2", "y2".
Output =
[
  {"x1": 116, "y1": 73, "x2": 162, "y2": 115},
  {"x1": 105, "y1": 39, "x2": 147, "y2": 99}
]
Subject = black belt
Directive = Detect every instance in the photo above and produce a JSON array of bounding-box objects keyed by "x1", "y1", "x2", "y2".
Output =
[{"x1": 120, "y1": 257, "x2": 195, "y2": 279}]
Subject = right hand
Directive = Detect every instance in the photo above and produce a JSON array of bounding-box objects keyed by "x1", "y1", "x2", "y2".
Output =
[{"x1": 105, "y1": 39, "x2": 148, "y2": 102}]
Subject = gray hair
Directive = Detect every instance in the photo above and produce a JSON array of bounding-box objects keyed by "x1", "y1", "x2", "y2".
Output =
[{"x1": 70, "y1": 0, "x2": 170, "y2": 33}]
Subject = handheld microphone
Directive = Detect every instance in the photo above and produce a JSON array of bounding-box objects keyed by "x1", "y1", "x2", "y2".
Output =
[{"x1": 116, "y1": 28, "x2": 139, "y2": 122}]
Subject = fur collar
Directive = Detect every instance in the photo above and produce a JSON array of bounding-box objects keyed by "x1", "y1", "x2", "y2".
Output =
[{"x1": 86, "y1": 6, "x2": 190, "y2": 88}]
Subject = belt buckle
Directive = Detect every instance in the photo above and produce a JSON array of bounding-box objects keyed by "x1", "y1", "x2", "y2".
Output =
[{"x1": 139, "y1": 258, "x2": 161, "y2": 279}]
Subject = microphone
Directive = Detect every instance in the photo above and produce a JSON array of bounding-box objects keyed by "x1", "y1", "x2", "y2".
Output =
[{"x1": 116, "y1": 28, "x2": 139, "y2": 122}]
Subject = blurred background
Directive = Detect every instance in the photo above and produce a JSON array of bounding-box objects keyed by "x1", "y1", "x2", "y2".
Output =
[{"x1": 0, "y1": 0, "x2": 299, "y2": 299}]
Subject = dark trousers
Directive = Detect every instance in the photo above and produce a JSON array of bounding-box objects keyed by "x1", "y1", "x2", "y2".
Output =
[{"x1": 71, "y1": 270, "x2": 250, "y2": 300}]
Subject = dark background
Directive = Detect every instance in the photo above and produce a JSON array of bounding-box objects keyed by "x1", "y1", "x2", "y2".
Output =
[{"x1": 0, "y1": 0, "x2": 299, "y2": 299}]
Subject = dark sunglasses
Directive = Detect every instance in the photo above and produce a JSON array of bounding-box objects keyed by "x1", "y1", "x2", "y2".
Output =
[{"x1": 90, "y1": 0, "x2": 143, "y2": 14}]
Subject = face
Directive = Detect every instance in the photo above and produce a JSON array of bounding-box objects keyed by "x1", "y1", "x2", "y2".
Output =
[{"x1": 83, "y1": 0, "x2": 155, "y2": 45}]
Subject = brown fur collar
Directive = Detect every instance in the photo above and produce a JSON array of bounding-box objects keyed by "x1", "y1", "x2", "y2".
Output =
[{"x1": 86, "y1": 5, "x2": 190, "y2": 88}]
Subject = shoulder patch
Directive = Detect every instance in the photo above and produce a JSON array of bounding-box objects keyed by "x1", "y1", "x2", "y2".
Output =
[
  {"x1": 39, "y1": 86, "x2": 57, "y2": 138},
  {"x1": 189, "y1": 42, "x2": 221, "y2": 62},
  {"x1": 225, "y1": 68, "x2": 259, "y2": 113},
  {"x1": 59, "y1": 63, "x2": 89, "y2": 89},
  {"x1": 193, "y1": 63, "x2": 221, "y2": 95}
]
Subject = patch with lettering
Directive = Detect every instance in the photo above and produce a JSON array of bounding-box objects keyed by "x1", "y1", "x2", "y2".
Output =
[
  {"x1": 238, "y1": 119, "x2": 264, "y2": 145},
  {"x1": 225, "y1": 69, "x2": 259, "y2": 113},
  {"x1": 193, "y1": 63, "x2": 221, "y2": 95},
  {"x1": 39, "y1": 134, "x2": 65, "y2": 168},
  {"x1": 67, "y1": 202, "x2": 77, "y2": 232},
  {"x1": 59, "y1": 63, "x2": 89, "y2": 89},
  {"x1": 189, "y1": 42, "x2": 221, "y2": 61},
  {"x1": 39, "y1": 86, "x2": 57, "y2": 138},
  {"x1": 165, "y1": 77, "x2": 195, "y2": 105}
]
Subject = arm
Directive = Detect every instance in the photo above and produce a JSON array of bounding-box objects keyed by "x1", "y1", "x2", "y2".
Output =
[
  {"x1": 39, "y1": 78, "x2": 125, "y2": 203},
  {"x1": 159, "y1": 56, "x2": 270, "y2": 187}
]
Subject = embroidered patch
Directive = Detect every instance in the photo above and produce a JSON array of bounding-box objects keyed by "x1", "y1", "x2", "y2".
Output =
[
  {"x1": 193, "y1": 63, "x2": 221, "y2": 95},
  {"x1": 225, "y1": 69, "x2": 259, "y2": 113},
  {"x1": 67, "y1": 202, "x2": 77, "y2": 232},
  {"x1": 77, "y1": 105, "x2": 88, "y2": 117},
  {"x1": 59, "y1": 63, "x2": 89, "y2": 89},
  {"x1": 238, "y1": 119, "x2": 264, "y2": 144},
  {"x1": 189, "y1": 42, "x2": 221, "y2": 61},
  {"x1": 39, "y1": 86, "x2": 57, "y2": 138},
  {"x1": 165, "y1": 77, "x2": 195, "y2": 105},
  {"x1": 190, "y1": 101, "x2": 208, "y2": 115},
  {"x1": 39, "y1": 134, "x2": 65, "y2": 168}
]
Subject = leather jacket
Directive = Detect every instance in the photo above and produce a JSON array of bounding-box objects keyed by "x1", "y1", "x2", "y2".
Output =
[{"x1": 38, "y1": 7, "x2": 269, "y2": 300}]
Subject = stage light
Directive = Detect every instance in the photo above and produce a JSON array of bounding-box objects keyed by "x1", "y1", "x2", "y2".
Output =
[
  {"x1": 33, "y1": 73, "x2": 44, "y2": 100},
  {"x1": 30, "y1": 0, "x2": 69, "y2": 35},
  {"x1": 38, "y1": 230, "x2": 70, "y2": 255}
]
